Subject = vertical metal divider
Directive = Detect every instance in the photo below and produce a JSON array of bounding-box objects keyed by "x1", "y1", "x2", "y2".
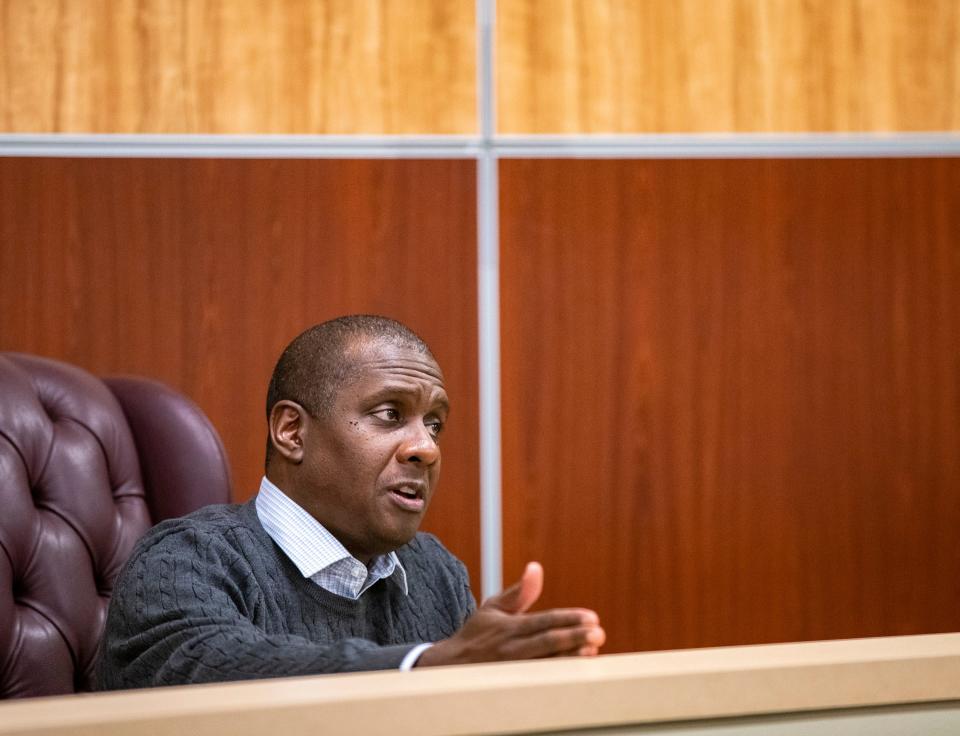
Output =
[{"x1": 477, "y1": 0, "x2": 503, "y2": 599}]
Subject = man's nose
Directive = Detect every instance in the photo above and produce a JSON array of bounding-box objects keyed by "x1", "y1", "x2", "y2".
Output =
[{"x1": 396, "y1": 424, "x2": 440, "y2": 466}]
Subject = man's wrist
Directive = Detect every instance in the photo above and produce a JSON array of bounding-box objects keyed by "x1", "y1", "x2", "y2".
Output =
[{"x1": 399, "y1": 642, "x2": 434, "y2": 671}]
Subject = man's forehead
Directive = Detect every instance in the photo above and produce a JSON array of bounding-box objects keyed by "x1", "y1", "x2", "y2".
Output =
[{"x1": 345, "y1": 337, "x2": 444, "y2": 383}]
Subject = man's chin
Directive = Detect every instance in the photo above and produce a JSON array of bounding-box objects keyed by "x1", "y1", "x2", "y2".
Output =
[{"x1": 378, "y1": 523, "x2": 423, "y2": 553}]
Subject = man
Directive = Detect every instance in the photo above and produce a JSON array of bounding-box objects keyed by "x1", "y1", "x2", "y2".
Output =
[{"x1": 97, "y1": 315, "x2": 604, "y2": 688}]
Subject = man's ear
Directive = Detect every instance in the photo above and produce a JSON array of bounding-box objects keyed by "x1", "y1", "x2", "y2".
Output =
[{"x1": 269, "y1": 400, "x2": 309, "y2": 463}]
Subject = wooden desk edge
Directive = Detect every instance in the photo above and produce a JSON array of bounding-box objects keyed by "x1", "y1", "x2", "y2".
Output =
[{"x1": 2, "y1": 632, "x2": 959, "y2": 736}]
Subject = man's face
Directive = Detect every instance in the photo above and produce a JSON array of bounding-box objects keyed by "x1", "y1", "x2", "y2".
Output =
[{"x1": 295, "y1": 338, "x2": 448, "y2": 562}]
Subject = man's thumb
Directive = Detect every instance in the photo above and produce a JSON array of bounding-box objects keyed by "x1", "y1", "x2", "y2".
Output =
[{"x1": 484, "y1": 561, "x2": 543, "y2": 614}]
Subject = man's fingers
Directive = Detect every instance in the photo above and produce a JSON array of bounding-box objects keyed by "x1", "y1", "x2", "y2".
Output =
[
  {"x1": 430, "y1": 562, "x2": 605, "y2": 667},
  {"x1": 483, "y1": 561, "x2": 543, "y2": 614},
  {"x1": 514, "y1": 562, "x2": 544, "y2": 613},
  {"x1": 545, "y1": 644, "x2": 600, "y2": 659},
  {"x1": 512, "y1": 608, "x2": 599, "y2": 636},
  {"x1": 503, "y1": 624, "x2": 606, "y2": 660}
]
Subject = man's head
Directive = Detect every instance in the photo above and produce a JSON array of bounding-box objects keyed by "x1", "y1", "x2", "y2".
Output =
[{"x1": 265, "y1": 316, "x2": 448, "y2": 563}]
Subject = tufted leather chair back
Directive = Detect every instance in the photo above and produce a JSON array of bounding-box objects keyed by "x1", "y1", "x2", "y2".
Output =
[{"x1": 0, "y1": 353, "x2": 232, "y2": 698}]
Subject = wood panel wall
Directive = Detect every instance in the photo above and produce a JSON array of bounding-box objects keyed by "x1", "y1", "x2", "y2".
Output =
[
  {"x1": 500, "y1": 158, "x2": 960, "y2": 654},
  {"x1": 5, "y1": 0, "x2": 957, "y2": 135},
  {"x1": 2, "y1": 0, "x2": 959, "y2": 657},
  {"x1": 0, "y1": 157, "x2": 481, "y2": 582},
  {"x1": 0, "y1": 0, "x2": 476, "y2": 134},
  {"x1": 498, "y1": 0, "x2": 960, "y2": 133}
]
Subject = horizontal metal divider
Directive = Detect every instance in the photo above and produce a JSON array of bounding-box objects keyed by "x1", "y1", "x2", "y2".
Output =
[
  {"x1": 0, "y1": 134, "x2": 483, "y2": 159},
  {"x1": 2, "y1": 133, "x2": 959, "y2": 158},
  {"x1": 494, "y1": 133, "x2": 960, "y2": 158}
]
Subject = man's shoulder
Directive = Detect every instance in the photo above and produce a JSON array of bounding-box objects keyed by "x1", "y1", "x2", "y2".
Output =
[
  {"x1": 147, "y1": 502, "x2": 249, "y2": 535},
  {"x1": 398, "y1": 532, "x2": 468, "y2": 577},
  {"x1": 129, "y1": 502, "x2": 262, "y2": 560},
  {"x1": 396, "y1": 533, "x2": 475, "y2": 620}
]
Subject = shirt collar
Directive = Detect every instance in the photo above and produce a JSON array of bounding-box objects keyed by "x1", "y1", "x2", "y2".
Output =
[{"x1": 254, "y1": 476, "x2": 408, "y2": 595}]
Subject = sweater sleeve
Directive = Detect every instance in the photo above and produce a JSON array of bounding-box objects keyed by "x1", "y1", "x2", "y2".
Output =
[{"x1": 96, "y1": 525, "x2": 415, "y2": 690}]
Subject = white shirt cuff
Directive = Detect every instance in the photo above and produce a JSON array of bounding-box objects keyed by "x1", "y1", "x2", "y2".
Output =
[{"x1": 399, "y1": 642, "x2": 434, "y2": 671}]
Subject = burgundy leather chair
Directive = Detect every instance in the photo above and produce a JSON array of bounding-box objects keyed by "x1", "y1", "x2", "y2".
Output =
[{"x1": 0, "y1": 353, "x2": 232, "y2": 698}]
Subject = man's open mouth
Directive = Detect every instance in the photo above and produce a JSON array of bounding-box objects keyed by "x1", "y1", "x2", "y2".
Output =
[
  {"x1": 387, "y1": 484, "x2": 426, "y2": 511},
  {"x1": 391, "y1": 488, "x2": 419, "y2": 499}
]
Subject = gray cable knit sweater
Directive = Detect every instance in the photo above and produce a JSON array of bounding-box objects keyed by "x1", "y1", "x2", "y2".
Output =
[{"x1": 96, "y1": 501, "x2": 475, "y2": 690}]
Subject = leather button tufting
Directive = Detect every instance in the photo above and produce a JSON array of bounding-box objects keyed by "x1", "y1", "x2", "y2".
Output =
[{"x1": 0, "y1": 352, "x2": 231, "y2": 698}]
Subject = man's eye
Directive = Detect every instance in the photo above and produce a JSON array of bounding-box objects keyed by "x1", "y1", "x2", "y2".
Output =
[
  {"x1": 427, "y1": 421, "x2": 444, "y2": 438},
  {"x1": 373, "y1": 408, "x2": 401, "y2": 422}
]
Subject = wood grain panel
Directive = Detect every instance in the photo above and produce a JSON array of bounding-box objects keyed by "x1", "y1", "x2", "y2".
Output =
[
  {"x1": 500, "y1": 158, "x2": 960, "y2": 654},
  {"x1": 0, "y1": 0, "x2": 475, "y2": 134},
  {"x1": 498, "y1": 0, "x2": 960, "y2": 133},
  {"x1": 0, "y1": 158, "x2": 480, "y2": 582}
]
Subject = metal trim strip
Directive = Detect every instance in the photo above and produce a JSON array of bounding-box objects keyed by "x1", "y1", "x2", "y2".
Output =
[{"x1": 3, "y1": 133, "x2": 959, "y2": 159}]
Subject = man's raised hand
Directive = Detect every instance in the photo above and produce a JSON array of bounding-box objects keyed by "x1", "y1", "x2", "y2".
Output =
[{"x1": 417, "y1": 562, "x2": 605, "y2": 666}]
